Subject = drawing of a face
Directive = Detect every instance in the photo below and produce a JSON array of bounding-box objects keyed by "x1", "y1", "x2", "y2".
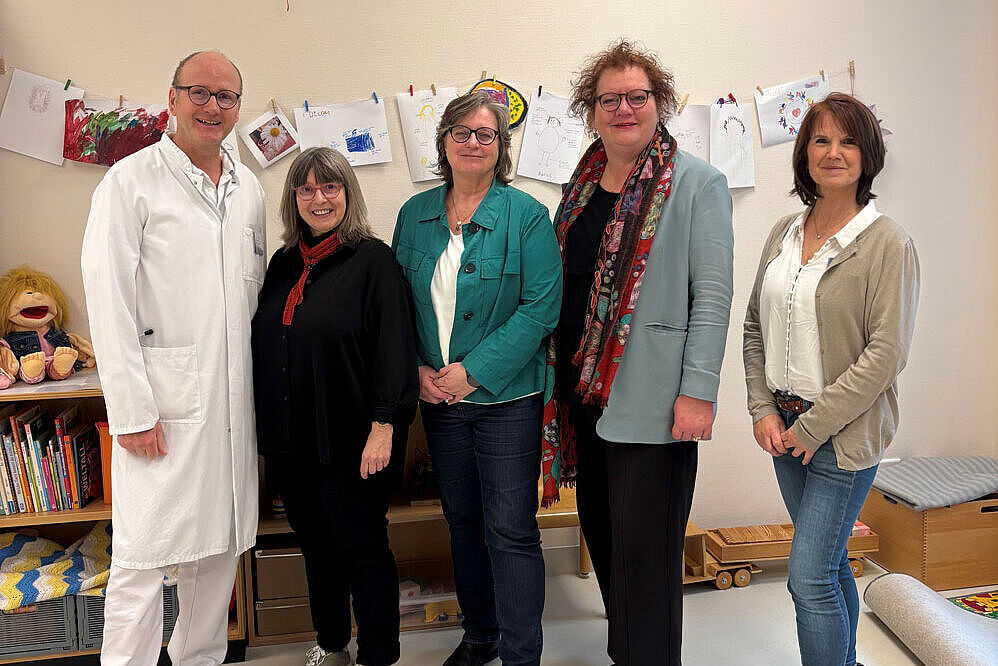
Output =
[
  {"x1": 807, "y1": 114, "x2": 862, "y2": 197},
  {"x1": 297, "y1": 169, "x2": 347, "y2": 236},
  {"x1": 445, "y1": 106, "x2": 500, "y2": 182},
  {"x1": 168, "y1": 52, "x2": 241, "y2": 157},
  {"x1": 593, "y1": 66, "x2": 658, "y2": 159}
]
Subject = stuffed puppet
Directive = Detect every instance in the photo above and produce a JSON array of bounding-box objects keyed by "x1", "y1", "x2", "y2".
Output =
[{"x1": 0, "y1": 266, "x2": 96, "y2": 389}]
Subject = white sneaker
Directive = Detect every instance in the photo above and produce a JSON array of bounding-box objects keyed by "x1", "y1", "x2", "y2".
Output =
[{"x1": 304, "y1": 644, "x2": 352, "y2": 666}]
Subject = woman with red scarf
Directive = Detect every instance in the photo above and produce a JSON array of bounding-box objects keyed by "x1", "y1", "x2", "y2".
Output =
[
  {"x1": 252, "y1": 147, "x2": 418, "y2": 666},
  {"x1": 545, "y1": 41, "x2": 733, "y2": 666}
]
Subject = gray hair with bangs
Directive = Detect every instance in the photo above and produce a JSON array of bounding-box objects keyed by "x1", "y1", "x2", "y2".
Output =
[{"x1": 278, "y1": 147, "x2": 375, "y2": 248}]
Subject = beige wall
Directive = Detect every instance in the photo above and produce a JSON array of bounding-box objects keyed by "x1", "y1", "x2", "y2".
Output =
[{"x1": 1, "y1": 0, "x2": 995, "y2": 527}]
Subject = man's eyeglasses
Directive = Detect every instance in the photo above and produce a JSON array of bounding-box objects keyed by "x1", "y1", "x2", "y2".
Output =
[
  {"x1": 293, "y1": 182, "x2": 343, "y2": 200},
  {"x1": 448, "y1": 125, "x2": 498, "y2": 145},
  {"x1": 174, "y1": 85, "x2": 241, "y2": 110},
  {"x1": 596, "y1": 89, "x2": 654, "y2": 112}
]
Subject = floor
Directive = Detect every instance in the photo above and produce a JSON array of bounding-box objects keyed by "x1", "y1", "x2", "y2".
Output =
[{"x1": 241, "y1": 556, "x2": 988, "y2": 665}]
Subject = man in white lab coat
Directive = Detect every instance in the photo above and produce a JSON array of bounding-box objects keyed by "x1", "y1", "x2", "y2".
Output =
[{"x1": 81, "y1": 51, "x2": 265, "y2": 665}]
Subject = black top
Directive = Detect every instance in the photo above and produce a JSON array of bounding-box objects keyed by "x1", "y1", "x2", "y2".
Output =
[
  {"x1": 252, "y1": 238, "x2": 419, "y2": 469},
  {"x1": 556, "y1": 185, "x2": 618, "y2": 403}
]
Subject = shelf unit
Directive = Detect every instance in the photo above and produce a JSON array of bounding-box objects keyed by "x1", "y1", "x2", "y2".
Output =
[
  {"x1": 246, "y1": 484, "x2": 583, "y2": 647},
  {"x1": 0, "y1": 370, "x2": 246, "y2": 661}
]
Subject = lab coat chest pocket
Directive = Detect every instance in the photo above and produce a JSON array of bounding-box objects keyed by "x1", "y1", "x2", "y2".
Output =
[
  {"x1": 141, "y1": 344, "x2": 203, "y2": 423},
  {"x1": 242, "y1": 227, "x2": 266, "y2": 284}
]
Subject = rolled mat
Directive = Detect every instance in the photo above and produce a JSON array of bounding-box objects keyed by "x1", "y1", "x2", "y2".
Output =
[{"x1": 864, "y1": 573, "x2": 998, "y2": 665}]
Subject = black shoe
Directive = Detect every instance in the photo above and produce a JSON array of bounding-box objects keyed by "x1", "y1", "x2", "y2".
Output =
[{"x1": 442, "y1": 640, "x2": 499, "y2": 666}]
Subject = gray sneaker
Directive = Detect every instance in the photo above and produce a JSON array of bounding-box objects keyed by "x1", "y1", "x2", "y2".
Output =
[{"x1": 304, "y1": 644, "x2": 352, "y2": 666}]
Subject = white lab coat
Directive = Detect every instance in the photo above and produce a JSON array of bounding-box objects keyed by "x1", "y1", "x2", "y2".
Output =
[{"x1": 81, "y1": 134, "x2": 265, "y2": 569}]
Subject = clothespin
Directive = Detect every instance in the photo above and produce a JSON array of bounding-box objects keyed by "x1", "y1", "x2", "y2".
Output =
[
  {"x1": 481, "y1": 70, "x2": 487, "y2": 81},
  {"x1": 717, "y1": 97, "x2": 725, "y2": 106},
  {"x1": 0, "y1": 59, "x2": 6, "y2": 76},
  {"x1": 819, "y1": 69, "x2": 825, "y2": 81},
  {"x1": 409, "y1": 84, "x2": 413, "y2": 96},
  {"x1": 270, "y1": 98, "x2": 277, "y2": 114},
  {"x1": 756, "y1": 85, "x2": 764, "y2": 95},
  {"x1": 677, "y1": 93, "x2": 689, "y2": 115},
  {"x1": 304, "y1": 99, "x2": 309, "y2": 112},
  {"x1": 727, "y1": 93, "x2": 737, "y2": 106},
  {"x1": 372, "y1": 91, "x2": 379, "y2": 104},
  {"x1": 848, "y1": 60, "x2": 856, "y2": 95},
  {"x1": 491, "y1": 74, "x2": 496, "y2": 85},
  {"x1": 64, "y1": 79, "x2": 72, "y2": 91},
  {"x1": 431, "y1": 83, "x2": 436, "y2": 96},
  {"x1": 119, "y1": 94, "x2": 124, "y2": 107},
  {"x1": 538, "y1": 85, "x2": 542, "y2": 97}
]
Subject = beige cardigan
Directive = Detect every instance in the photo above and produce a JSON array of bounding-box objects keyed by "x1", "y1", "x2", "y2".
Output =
[{"x1": 743, "y1": 212, "x2": 920, "y2": 471}]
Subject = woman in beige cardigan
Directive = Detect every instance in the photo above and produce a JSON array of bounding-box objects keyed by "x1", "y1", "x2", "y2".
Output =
[{"x1": 743, "y1": 93, "x2": 919, "y2": 666}]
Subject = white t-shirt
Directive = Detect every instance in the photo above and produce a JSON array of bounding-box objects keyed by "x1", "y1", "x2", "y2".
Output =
[{"x1": 430, "y1": 229, "x2": 464, "y2": 366}]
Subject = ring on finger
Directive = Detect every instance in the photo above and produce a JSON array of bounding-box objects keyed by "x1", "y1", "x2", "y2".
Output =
[{"x1": 691, "y1": 435, "x2": 701, "y2": 442}]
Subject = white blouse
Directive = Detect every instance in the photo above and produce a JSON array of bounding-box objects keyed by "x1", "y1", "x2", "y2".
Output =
[
  {"x1": 430, "y1": 228, "x2": 464, "y2": 366},
  {"x1": 760, "y1": 201, "x2": 880, "y2": 400}
]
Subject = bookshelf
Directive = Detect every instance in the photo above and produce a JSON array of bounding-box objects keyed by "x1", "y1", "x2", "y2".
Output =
[{"x1": 0, "y1": 369, "x2": 247, "y2": 660}]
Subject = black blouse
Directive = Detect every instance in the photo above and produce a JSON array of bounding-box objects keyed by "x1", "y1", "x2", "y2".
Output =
[
  {"x1": 252, "y1": 238, "x2": 419, "y2": 468},
  {"x1": 556, "y1": 184, "x2": 618, "y2": 403}
]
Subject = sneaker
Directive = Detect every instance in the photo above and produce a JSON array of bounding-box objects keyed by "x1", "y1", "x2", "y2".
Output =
[
  {"x1": 442, "y1": 640, "x2": 499, "y2": 666},
  {"x1": 304, "y1": 644, "x2": 351, "y2": 666}
]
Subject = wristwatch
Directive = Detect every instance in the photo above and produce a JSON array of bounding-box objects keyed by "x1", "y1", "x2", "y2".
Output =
[{"x1": 467, "y1": 374, "x2": 480, "y2": 388}]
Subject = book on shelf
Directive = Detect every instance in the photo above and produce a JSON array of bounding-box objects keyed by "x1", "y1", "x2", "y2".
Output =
[{"x1": 0, "y1": 401, "x2": 104, "y2": 515}]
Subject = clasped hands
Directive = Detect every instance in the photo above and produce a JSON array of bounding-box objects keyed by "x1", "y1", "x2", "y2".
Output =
[
  {"x1": 418, "y1": 363, "x2": 475, "y2": 405},
  {"x1": 752, "y1": 414, "x2": 815, "y2": 465}
]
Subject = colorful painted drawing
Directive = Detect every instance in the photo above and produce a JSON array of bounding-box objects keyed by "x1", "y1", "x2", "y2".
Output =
[
  {"x1": 239, "y1": 109, "x2": 299, "y2": 168},
  {"x1": 754, "y1": 75, "x2": 830, "y2": 147},
  {"x1": 63, "y1": 99, "x2": 169, "y2": 167},
  {"x1": 469, "y1": 79, "x2": 527, "y2": 129},
  {"x1": 293, "y1": 99, "x2": 391, "y2": 167}
]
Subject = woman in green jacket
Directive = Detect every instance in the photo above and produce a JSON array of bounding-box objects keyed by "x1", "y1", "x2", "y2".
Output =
[{"x1": 392, "y1": 91, "x2": 562, "y2": 666}]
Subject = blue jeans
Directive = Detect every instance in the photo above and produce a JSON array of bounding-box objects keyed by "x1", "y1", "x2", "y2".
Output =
[
  {"x1": 420, "y1": 395, "x2": 545, "y2": 666},
  {"x1": 774, "y1": 409, "x2": 878, "y2": 666}
]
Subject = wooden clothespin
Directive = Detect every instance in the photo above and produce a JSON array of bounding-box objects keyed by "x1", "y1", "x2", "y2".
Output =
[
  {"x1": 270, "y1": 98, "x2": 278, "y2": 114},
  {"x1": 372, "y1": 91, "x2": 379, "y2": 104},
  {"x1": 756, "y1": 85, "x2": 764, "y2": 95},
  {"x1": 0, "y1": 59, "x2": 6, "y2": 76},
  {"x1": 119, "y1": 94, "x2": 124, "y2": 107},
  {"x1": 480, "y1": 70, "x2": 487, "y2": 81},
  {"x1": 848, "y1": 60, "x2": 856, "y2": 95},
  {"x1": 819, "y1": 69, "x2": 825, "y2": 81},
  {"x1": 431, "y1": 83, "x2": 436, "y2": 96},
  {"x1": 677, "y1": 93, "x2": 689, "y2": 115}
]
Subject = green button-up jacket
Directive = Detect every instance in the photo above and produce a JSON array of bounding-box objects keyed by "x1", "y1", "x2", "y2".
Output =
[{"x1": 392, "y1": 179, "x2": 563, "y2": 404}]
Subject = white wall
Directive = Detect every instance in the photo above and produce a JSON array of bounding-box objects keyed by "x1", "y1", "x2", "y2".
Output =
[{"x1": 1, "y1": 0, "x2": 995, "y2": 527}]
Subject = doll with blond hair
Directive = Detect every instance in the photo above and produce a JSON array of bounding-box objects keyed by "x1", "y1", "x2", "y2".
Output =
[{"x1": 0, "y1": 266, "x2": 95, "y2": 389}]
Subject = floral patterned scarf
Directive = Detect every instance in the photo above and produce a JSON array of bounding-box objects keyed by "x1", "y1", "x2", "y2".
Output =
[{"x1": 540, "y1": 123, "x2": 677, "y2": 507}]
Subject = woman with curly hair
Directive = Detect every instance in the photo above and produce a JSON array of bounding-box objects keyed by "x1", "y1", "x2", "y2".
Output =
[{"x1": 546, "y1": 40, "x2": 734, "y2": 665}]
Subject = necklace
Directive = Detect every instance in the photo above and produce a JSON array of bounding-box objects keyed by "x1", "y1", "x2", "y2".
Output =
[
  {"x1": 811, "y1": 207, "x2": 860, "y2": 240},
  {"x1": 448, "y1": 191, "x2": 479, "y2": 231}
]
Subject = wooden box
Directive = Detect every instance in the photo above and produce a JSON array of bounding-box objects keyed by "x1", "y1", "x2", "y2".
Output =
[
  {"x1": 254, "y1": 597, "x2": 313, "y2": 636},
  {"x1": 254, "y1": 547, "x2": 308, "y2": 600},
  {"x1": 859, "y1": 490, "x2": 998, "y2": 590},
  {"x1": 706, "y1": 523, "x2": 879, "y2": 563}
]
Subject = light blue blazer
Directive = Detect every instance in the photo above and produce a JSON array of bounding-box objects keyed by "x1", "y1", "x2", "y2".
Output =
[{"x1": 596, "y1": 150, "x2": 734, "y2": 444}]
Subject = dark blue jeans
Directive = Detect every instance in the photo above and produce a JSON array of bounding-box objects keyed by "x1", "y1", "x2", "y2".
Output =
[
  {"x1": 420, "y1": 395, "x2": 545, "y2": 666},
  {"x1": 774, "y1": 408, "x2": 878, "y2": 666}
]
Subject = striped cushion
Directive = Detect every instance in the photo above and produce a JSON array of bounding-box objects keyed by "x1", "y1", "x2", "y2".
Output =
[{"x1": 872, "y1": 456, "x2": 998, "y2": 510}]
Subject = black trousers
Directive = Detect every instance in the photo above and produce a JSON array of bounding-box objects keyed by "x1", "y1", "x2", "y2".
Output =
[
  {"x1": 571, "y1": 404, "x2": 698, "y2": 666},
  {"x1": 272, "y1": 459, "x2": 400, "y2": 666}
]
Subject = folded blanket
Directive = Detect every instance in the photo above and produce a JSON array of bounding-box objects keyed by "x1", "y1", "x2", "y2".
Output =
[
  {"x1": 873, "y1": 457, "x2": 998, "y2": 510},
  {"x1": 0, "y1": 520, "x2": 111, "y2": 610}
]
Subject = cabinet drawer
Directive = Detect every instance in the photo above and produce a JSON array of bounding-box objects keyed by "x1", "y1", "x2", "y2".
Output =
[
  {"x1": 254, "y1": 596, "x2": 313, "y2": 636},
  {"x1": 255, "y1": 547, "x2": 309, "y2": 600}
]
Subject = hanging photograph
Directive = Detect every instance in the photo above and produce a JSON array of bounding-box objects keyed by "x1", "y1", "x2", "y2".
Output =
[{"x1": 239, "y1": 109, "x2": 299, "y2": 168}]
